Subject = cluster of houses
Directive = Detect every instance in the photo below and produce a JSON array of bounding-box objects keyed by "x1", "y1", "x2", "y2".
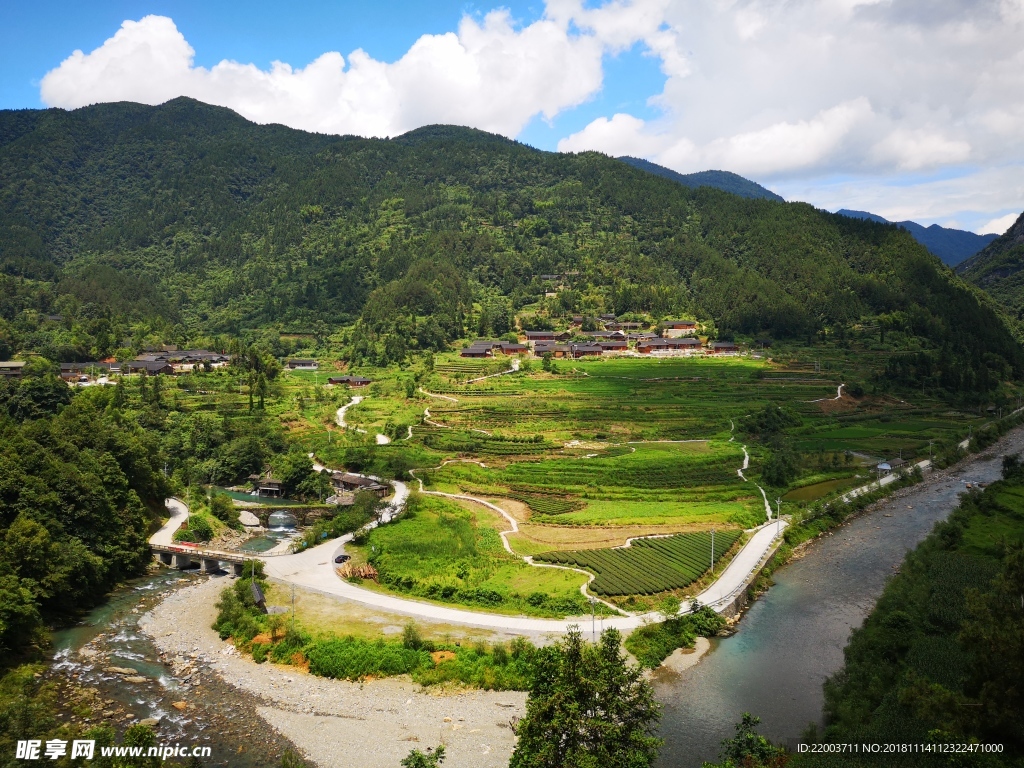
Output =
[
  {"x1": 57, "y1": 348, "x2": 234, "y2": 379},
  {"x1": 460, "y1": 318, "x2": 738, "y2": 359},
  {"x1": 459, "y1": 340, "x2": 528, "y2": 358},
  {"x1": 1, "y1": 348, "x2": 233, "y2": 382}
]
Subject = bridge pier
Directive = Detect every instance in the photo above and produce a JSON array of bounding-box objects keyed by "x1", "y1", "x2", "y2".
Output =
[
  {"x1": 171, "y1": 553, "x2": 193, "y2": 570},
  {"x1": 155, "y1": 551, "x2": 173, "y2": 567},
  {"x1": 200, "y1": 558, "x2": 221, "y2": 574},
  {"x1": 231, "y1": 562, "x2": 245, "y2": 577}
]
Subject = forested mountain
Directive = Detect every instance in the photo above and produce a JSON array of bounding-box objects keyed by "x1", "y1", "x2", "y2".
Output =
[
  {"x1": 957, "y1": 211, "x2": 1024, "y2": 318},
  {"x1": 617, "y1": 157, "x2": 785, "y2": 202},
  {"x1": 0, "y1": 98, "x2": 1021, "y2": 396},
  {"x1": 837, "y1": 209, "x2": 998, "y2": 266}
]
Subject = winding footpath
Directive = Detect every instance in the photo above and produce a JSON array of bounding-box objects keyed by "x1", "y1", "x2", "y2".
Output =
[{"x1": 336, "y1": 396, "x2": 391, "y2": 444}]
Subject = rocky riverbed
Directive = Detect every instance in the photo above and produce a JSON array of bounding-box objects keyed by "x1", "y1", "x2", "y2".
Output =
[
  {"x1": 141, "y1": 577, "x2": 526, "y2": 768},
  {"x1": 49, "y1": 569, "x2": 299, "y2": 767}
]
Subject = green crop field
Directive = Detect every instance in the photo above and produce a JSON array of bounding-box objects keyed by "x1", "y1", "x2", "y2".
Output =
[{"x1": 533, "y1": 530, "x2": 742, "y2": 596}]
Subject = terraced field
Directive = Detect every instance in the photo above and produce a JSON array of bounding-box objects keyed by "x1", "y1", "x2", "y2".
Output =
[{"x1": 533, "y1": 530, "x2": 743, "y2": 596}]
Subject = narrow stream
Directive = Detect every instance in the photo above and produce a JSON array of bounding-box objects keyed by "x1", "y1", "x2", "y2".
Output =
[{"x1": 655, "y1": 432, "x2": 1023, "y2": 767}]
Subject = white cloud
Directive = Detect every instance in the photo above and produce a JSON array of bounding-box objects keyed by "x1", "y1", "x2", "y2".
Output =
[
  {"x1": 979, "y1": 212, "x2": 1020, "y2": 235},
  {"x1": 559, "y1": 0, "x2": 1024, "y2": 222},
  {"x1": 39, "y1": 8, "x2": 646, "y2": 138}
]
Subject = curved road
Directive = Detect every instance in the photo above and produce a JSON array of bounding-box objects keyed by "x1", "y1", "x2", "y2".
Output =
[{"x1": 154, "y1": 490, "x2": 786, "y2": 633}]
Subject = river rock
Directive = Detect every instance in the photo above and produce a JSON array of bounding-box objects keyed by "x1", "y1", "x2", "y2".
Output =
[
  {"x1": 123, "y1": 676, "x2": 149, "y2": 684},
  {"x1": 104, "y1": 666, "x2": 138, "y2": 675},
  {"x1": 172, "y1": 701, "x2": 188, "y2": 711},
  {"x1": 138, "y1": 717, "x2": 161, "y2": 728}
]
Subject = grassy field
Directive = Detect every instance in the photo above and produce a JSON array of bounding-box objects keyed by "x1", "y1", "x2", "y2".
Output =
[{"x1": 345, "y1": 494, "x2": 607, "y2": 617}]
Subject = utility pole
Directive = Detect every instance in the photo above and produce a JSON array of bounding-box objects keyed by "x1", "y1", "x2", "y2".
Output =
[
  {"x1": 776, "y1": 499, "x2": 782, "y2": 536},
  {"x1": 291, "y1": 584, "x2": 296, "y2": 631},
  {"x1": 590, "y1": 598, "x2": 596, "y2": 643},
  {"x1": 929, "y1": 440, "x2": 934, "y2": 462},
  {"x1": 710, "y1": 528, "x2": 716, "y2": 574}
]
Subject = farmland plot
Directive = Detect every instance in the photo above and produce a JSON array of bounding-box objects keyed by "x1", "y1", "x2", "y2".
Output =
[{"x1": 533, "y1": 530, "x2": 742, "y2": 596}]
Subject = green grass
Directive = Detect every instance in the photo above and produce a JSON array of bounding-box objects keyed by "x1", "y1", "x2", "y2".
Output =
[
  {"x1": 560, "y1": 500, "x2": 750, "y2": 526},
  {"x1": 348, "y1": 494, "x2": 605, "y2": 617}
]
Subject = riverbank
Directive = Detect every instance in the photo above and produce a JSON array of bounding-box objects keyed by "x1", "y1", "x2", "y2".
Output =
[
  {"x1": 655, "y1": 423, "x2": 1024, "y2": 766},
  {"x1": 141, "y1": 577, "x2": 526, "y2": 768}
]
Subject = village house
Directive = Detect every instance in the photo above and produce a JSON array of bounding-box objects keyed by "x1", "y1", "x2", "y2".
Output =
[
  {"x1": 637, "y1": 337, "x2": 703, "y2": 355},
  {"x1": 59, "y1": 362, "x2": 113, "y2": 381},
  {"x1": 330, "y1": 471, "x2": 389, "y2": 498},
  {"x1": 328, "y1": 375, "x2": 372, "y2": 387},
  {"x1": 661, "y1": 319, "x2": 699, "y2": 338},
  {"x1": 498, "y1": 341, "x2": 527, "y2": 355},
  {"x1": 286, "y1": 359, "x2": 319, "y2": 370},
  {"x1": 581, "y1": 330, "x2": 625, "y2": 340},
  {"x1": 596, "y1": 340, "x2": 628, "y2": 352},
  {"x1": 124, "y1": 360, "x2": 174, "y2": 376},
  {"x1": 0, "y1": 361, "x2": 26, "y2": 379},
  {"x1": 460, "y1": 339, "x2": 500, "y2": 358},
  {"x1": 608, "y1": 322, "x2": 644, "y2": 331},
  {"x1": 708, "y1": 341, "x2": 739, "y2": 354},
  {"x1": 570, "y1": 343, "x2": 603, "y2": 358},
  {"x1": 248, "y1": 471, "x2": 285, "y2": 498},
  {"x1": 523, "y1": 330, "x2": 563, "y2": 343},
  {"x1": 533, "y1": 342, "x2": 570, "y2": 358}
]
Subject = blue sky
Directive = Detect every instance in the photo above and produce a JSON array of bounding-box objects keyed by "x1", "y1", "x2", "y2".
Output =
[{"x1": 2, "y1": 0, "x2": 1022, "y2": 234}]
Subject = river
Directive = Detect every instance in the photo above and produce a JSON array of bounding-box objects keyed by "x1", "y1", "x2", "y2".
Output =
[{"x1": 655, "y1": 431, "x2": 1024, "y2": 767}]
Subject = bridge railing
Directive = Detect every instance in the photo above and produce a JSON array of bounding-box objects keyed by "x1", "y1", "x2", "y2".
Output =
[{"x1": 151, "y1": 543, "x2": 254, "y2": 562}]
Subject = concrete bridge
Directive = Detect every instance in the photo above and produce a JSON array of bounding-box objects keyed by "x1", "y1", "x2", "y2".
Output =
[{"x1": 151, "y1": 542, "x2": 257, "y2": 576}]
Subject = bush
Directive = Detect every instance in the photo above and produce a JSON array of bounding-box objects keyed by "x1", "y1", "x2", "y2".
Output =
[{"x1": 625, "y1": 607, "x2": 725, "y2": 669}]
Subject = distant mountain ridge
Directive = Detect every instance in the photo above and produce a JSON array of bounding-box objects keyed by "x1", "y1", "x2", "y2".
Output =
[
  {"x1": 836, "y1": 209, "x2": 997, "y2": 267},
  {"x1": 617, "y1": 157, "x2": 785, "y2": 202}
]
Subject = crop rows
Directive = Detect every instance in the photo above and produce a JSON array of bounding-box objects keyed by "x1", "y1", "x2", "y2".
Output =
[
  {"x1": 533, "y1": 530, "x2": 741, "y2": 596},
  {"x1": 505, "y1": 491, "x2": 583, "y2": 516}
]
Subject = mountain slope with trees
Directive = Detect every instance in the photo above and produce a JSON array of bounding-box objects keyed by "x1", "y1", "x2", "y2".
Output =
[
  {"x1": 957, "y1": 210, "x2": 1024, "y2": 318},
  {"x1": 0, "y1": 98, "x2": 1021, "y2": 398}
]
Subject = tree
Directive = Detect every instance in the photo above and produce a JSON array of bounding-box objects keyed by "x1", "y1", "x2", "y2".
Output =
[
  {"x1": 401, "y1": 745, "x2": 446, "y2": 768},
  {"x1": 510, "y1": 627, "x2": 662, "y2": 768},
  {"x1": 705, "y1": 713, "x2": 788, "y2": 768},
  {"x1": 957, "y1": 542, "x2": 1024, "y2": 747},
  {"x1": 209, "y1": 492, "x2": 240, "y2": 528}
]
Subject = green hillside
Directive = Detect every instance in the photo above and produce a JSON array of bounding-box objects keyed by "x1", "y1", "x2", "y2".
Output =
[
  {"x1": 0, "y1": 98, "x2": 1021, "y2": 397},
  {"x1": 957, "y1": 210, "x2": 1024, "y2": 318}
]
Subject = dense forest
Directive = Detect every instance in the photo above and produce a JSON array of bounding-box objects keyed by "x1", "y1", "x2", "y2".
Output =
[
  {"x1": 0, "y1": 98, "x2": 1022, "y2": 397},
  {"x1": 0, "y1": 373, "x2": 166, "y2": 657},
  {"x1": 958, "y1": 211, "x2": 1024, "y2": 319}
]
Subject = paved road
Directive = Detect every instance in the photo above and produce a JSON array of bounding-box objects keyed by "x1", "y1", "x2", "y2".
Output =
[
  {"x1": 259, "y1": 514, "x2": 787, "y2": 633},
  {"x1": 841, "y1": 459, "x2": 931, "y2": 502},
  {"x1": 152, "y1": 498, "x2": 189, "y2": 546}
]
